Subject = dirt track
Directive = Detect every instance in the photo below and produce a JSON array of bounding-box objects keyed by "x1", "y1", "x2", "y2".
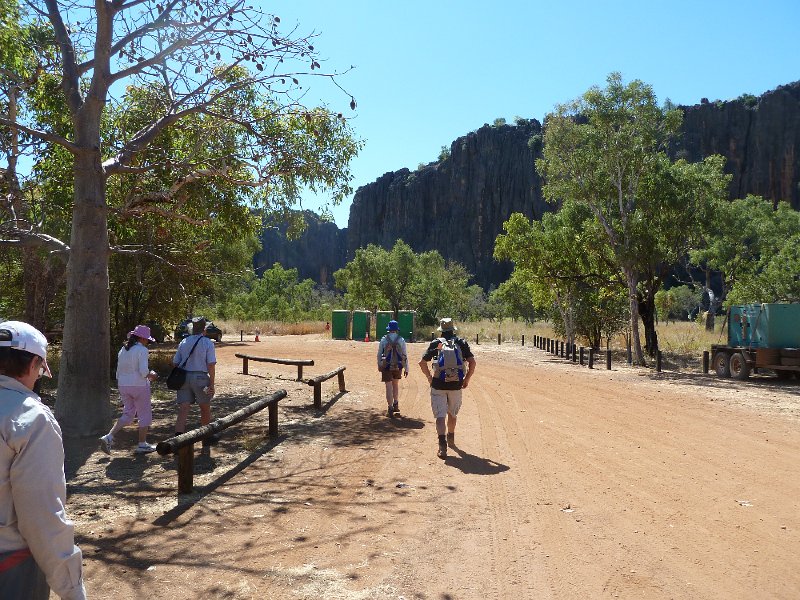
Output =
[{"x1": 67, "y1": 334, "x2": 800, "y2": 599}]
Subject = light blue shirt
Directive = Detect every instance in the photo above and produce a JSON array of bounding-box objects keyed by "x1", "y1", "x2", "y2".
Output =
[
  {"x1": 173, "y1": 334, "x2": 216, "y2": 372},
  {"x1": 377, "y1": 332, "x2": 408, "y2": 371}
]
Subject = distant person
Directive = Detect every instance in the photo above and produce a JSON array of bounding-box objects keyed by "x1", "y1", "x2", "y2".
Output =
[
  {"x1": 418, "y1": 318, "x2": 476, "y2": 459},
  {"x1": 99, "y1": 324, "x2": 159, "y2": 454},
  {"x1": 0, "y1": 321, "x2": 86, "y2": 599},
  {"x1": 172, "y1": 318, "x2": 218, "y2": 444},
  {"x1": 377, "y1": 320, "x2": 408, "y2": 416},
  {"x1": 325, "y1": 321, "x2": 330, "y2": 332}
]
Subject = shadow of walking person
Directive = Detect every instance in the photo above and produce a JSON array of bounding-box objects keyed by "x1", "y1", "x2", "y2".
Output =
[{"x1": 445, "y1": 444, "x2": 509, "y2": 475}]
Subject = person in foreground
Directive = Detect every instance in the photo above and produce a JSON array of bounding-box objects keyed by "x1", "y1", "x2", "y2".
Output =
[
  {"x1": 100, "y1": 324, "x2": 159, "y2": 454},
  {"x1": 418, "y1": 318, "x2": 476, "y2": 459},
  {"x1": 172, "y1": 317, "x2": 218, "y2": 444},
  {"x1": 0, "y1": 321, "x2": 86, "y2": 599},
  {"x1": 377, "y1": 319, "x2": 409, "y2": 416}
]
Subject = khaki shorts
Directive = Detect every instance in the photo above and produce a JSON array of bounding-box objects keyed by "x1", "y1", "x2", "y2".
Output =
[
  {"x1": 430, "y1": 388, "x2": 462, "y2": 419},
  {"x1": 381, "y1": 369, "x2": 402, "y2": 382}
]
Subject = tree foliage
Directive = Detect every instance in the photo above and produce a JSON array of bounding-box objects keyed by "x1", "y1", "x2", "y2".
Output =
[
  {"x1": 0, "y1": 0, "x2": 361, "y2": 436},
  {"x1": 537, "y1": 72, "x2": 728, "y2": 363},
  {"x1": 333, "y1": 240, "x2": 474, "y2": 325}
]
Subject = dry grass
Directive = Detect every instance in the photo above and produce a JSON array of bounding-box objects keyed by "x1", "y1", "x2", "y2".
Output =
[{"x1": 213, "y1": 319, "x2": 327, "y2": 336}]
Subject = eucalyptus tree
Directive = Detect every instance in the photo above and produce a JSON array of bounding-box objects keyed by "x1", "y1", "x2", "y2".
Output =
[
  {"x1": 0, "y1": 0, "x2": 360, "y2": 436},
  {"x1": 538, "y1": 73, "x2": 727, "y2": 364}
]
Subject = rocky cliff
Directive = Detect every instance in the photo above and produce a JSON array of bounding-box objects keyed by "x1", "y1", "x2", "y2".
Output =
[
  {"x1": 253, "y1": 211, "x2": 346, "y2": 286},
  {"x1": 263, "y1": 82, "x2": 800, "y2": 289},
  {"x1": 673, "y1": 81, "x2": 800, "y2": 211},
  {"x1": 346, "y1": 119, "x2": 548, "y2": 288}
]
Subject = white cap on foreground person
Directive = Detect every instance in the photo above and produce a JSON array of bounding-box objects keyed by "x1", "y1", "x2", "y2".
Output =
[{"x1": 0, "y1": 321, "x2": 86, "y2": 599}]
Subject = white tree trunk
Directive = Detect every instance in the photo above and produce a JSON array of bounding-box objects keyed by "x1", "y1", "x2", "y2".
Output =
[{"x1": 55, "y1": 149, "x2": 111, "y2": 437}]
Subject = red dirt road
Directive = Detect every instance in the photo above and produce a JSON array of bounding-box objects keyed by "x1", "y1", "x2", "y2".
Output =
[{"x1": 72, "y1": 334, "x2": 800, "y2": 599}]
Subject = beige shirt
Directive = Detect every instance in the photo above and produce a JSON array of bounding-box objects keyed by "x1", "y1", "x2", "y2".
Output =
[{"x1": 0, "y1": 375, "x2": 86, "y2": 599}]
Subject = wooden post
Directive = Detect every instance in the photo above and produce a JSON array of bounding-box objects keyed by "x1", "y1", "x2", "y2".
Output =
[
  {"x1": 656, "y1": 350, "x2": 662, "y2": 373},
  {"x1": 498, "y1": 333, "x2": 501, "y2": 345},
  {"x1": 268, "y1": 401, "x2": 278, "y2": 437},
  {"x1": 177, "y1": 444, "x2": 194, "y2": 494},
  {"x1": 579, "y1": 346, "x2": 585, "y2": 365},
  {"x1": 560, "y1": 341, "x2": 565, "y2": 358},
  {"x1": 242, "y1": 356, "x2": 248, "y2": 375},
  {"x1": 702, "y1": 350, "x2": 709, "y2": 374},
  {"x1": 572, "y1": 345, "x2": 577, "y2": 363},
  {"x1": 240, "y1": 330, "x2": 243, "y2": 341},
  {"x1": 606, "y1": 349, "x2": 612, "y2": 370},
  {"x1": 313, "y1": 383, "x2": 322, "y2": 409},
  {"x1": 476, "y1": 334, "x2": 479, "y2": 345},
  {"x1": 337, "y1": 369, "x2": 346, "y2": 393},
  {"x1": 296, "y1": 364, "x2": 303, "y2": 380},
  {"x1": 522, "y1": 334, "x2": 525, "y2": 346},
  {"x1": 431, "y1": 332, "x2": 434, "y2": 341},
  {"x1": 589, "y1": 348, "x2": 594, "y2": 369}
]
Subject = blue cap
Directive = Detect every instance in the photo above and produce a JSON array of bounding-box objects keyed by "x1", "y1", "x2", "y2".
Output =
[{"x1": 386, "y1": 320, "x2": 399, "y2": 332}]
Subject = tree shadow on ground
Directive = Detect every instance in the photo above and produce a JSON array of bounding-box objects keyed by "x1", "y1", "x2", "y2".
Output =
[{"x1": 444, "y1": 444, "x2": 509, "y2": 475}]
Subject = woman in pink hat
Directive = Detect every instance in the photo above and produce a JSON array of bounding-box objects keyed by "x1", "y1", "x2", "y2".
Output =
[{"x1": 99, "y1": 325, "x2": 158, "y2": 454}]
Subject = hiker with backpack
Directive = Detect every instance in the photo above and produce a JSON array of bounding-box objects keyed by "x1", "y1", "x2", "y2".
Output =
[
  {"x1": 418, "y1": 317, "x2": 476, "y2": 459},
  {"x1": 377, "y1": 320, "x2": 409, "y2": 416}
]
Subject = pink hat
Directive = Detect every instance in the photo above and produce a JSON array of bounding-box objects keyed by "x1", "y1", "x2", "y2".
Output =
[
  {"x1": 129, "y1": 324, "x2": 156, "y2": 342},
  {"x1": 0, "y1": 320, "x2": 52, "y2": 377}
]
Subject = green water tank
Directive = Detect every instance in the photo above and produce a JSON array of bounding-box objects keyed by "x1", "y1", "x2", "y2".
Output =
[
  {"x1": 352, "y1": 310, "x2": 372, "y2": 341},
  {"x1": 397, "y1": 310, "x2": 416, "y2": 342},
  {"x1": 331, "y1": 310, "x2": 351, "y2": 340},
  {"x1": 376, "y1": 311, "x2": 393, "y2": 338}
]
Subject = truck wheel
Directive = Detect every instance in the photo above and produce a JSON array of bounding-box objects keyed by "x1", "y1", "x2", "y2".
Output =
[
  {"x1": 729, "y1": 352, "x2": 750, "y2": 381},
  {"x1": 713, "y1": 352, "x2": 731, "y2": 377},
  {"x1": 775, "y1": 369, "x2": 793, "y2": 380}
]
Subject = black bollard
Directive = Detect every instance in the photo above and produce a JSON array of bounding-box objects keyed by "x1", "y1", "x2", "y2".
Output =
[
  {"x1": 240, "y1": 330, "x2": 243, "y2": 342},
  {"x1": 656, "y1": 350, "x2": 662, "y2": 373},
  {"x1": 522, "y1": 334, "x2": 525, "y2": 346},
  {"x1": 702, "y1": 350, "x2": 709, "y2": 374},
  {"x1": 588, "y1": 348, "x2": 594, "y2": 369},
  {"x1": 579, "y1": 346, "x2": 585, "y2": 365},
  {"x1": 606, "y1": 349, "x2": 612, "y2": 370},
  {"x1": 498, "y1": 333, "x2": 501, "y2": 345}
]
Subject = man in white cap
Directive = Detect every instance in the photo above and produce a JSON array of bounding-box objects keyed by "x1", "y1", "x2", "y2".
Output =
[
  {"x1": 0, "y1": 321, "x2": 86, "y2": 599},
  {"x1": 418, "y1": 318, "x2": 476, "y2": 459}
]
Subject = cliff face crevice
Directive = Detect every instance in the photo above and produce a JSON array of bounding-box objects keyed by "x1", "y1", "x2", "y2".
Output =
[{"x1": 263, "y1": 82, "x2": 800, "y2": 289}]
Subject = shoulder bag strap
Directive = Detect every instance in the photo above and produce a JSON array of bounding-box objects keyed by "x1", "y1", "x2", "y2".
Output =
[{"x1": 178, "y1": 336, "x2": 204, "y2": 368}]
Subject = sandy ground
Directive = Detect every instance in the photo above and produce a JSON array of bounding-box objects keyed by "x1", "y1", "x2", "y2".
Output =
[{"x1": 61, "y1": 333, "x2": 800, "y2": 599}]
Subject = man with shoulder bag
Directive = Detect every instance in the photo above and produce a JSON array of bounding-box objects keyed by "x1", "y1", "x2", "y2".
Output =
[{"x1": 172, "y1": 318, "x2": 218, "y2": 445}]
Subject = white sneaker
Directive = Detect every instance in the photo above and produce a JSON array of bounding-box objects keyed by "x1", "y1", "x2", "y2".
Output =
[
  {"x1": 99, "y1": 434, "x2": 113, "y2": 455},
  {"x1": 134, "y1": 442, "x2": 157, "y2": 454}
]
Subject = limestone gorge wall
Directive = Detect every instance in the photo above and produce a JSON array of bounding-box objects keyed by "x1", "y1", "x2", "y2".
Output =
[
  {"x1": 675, "y1": 81, "x2": 800, "y2": 211},
  {"x1": 345, "y1": 119, "x2": 548, "y2": 288},
  {"x1": 260, "y1": 81, "x2": 800, "y2": 289}
]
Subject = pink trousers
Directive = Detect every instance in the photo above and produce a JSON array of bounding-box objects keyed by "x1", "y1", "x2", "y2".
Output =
[{"x1": 118, "y1": 385, "x2": 153, "y2": 427}]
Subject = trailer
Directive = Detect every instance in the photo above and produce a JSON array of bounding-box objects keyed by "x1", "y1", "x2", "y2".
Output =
[{"x1": 711, "y1": 303, "x2": 800, "y2": 381}]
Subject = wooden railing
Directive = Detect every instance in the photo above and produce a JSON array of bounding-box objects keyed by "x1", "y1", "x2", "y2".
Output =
[
  {"x1": 156, "y1": 390, "x2": 287, "y2": 494},
  {"x1": 305, "y1": 366, "x2": 346, "y2": 409},
  {"x1": 235, "y1": 353, "x2": 314, "y2": 381}
]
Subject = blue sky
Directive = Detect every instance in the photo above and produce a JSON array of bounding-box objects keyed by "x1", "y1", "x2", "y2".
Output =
[{"x1": 275, "y1": 0, "x2": 800, "y2": 227}]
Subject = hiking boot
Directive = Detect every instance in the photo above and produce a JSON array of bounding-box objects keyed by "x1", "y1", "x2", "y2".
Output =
[
  {"x1": 134, "y1": 442, "x2": 157, "y2": 454},
  {"x1": 392, "y1": 403, "x2": 399, "y2": 414},
  {"x1": 202, "y1": 433, "x2": 221, "y2": 447},
  {"x1": 388, "y1": 406, "x2": 394, "y2": 417},
  {"x1": 99, "y1": 434, "x2": 113, "y2": 455},
  {"x1": 446, "y1": 432, "x2": 455, "y2": 448},
  {"x1": 437, "y1": 441, "x2": 448, "y2": 459}
]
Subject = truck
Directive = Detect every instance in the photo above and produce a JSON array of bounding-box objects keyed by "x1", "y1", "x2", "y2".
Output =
[{"x1": 711, "y1": 303, "x2": 800, "y2": 381}]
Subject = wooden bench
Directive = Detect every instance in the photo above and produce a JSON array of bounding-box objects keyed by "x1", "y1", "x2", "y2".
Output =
[
  {"x1": 235, "y1": 353, "x2": 314, "y2": 381},
  {"x1": 306, "y1": 366, "x2": 346, "y2": 409},
  {"x1": 156, "y1": 390, "x2": 287, "y2": 494}
]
